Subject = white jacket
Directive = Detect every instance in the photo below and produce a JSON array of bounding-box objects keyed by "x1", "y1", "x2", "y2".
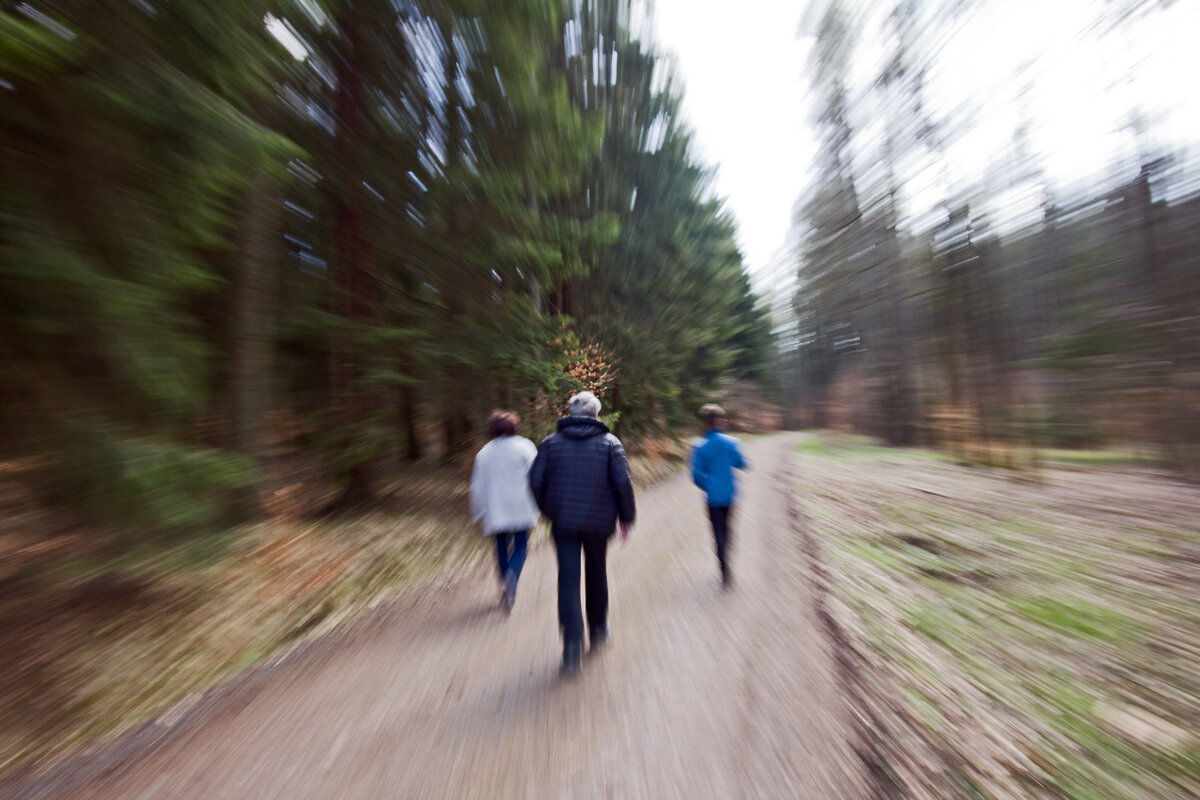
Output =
[{"x1": 469, "y1": 435, "x2": 540, "y2": 535}]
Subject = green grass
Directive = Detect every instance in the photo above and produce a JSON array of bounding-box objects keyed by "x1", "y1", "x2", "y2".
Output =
[
  {"x1": 1012, "y1": 596, "x2": 1144, "y2": 644},
  {"x1": 1039, "y1": 448, "x2": 1159, "y2": 465},
  {"x1": 798, "y1": 434, "x2": 1160, "y2": 469},
  {"x1": 795, "y1": 432, "x2": 945, "y2": 463}
]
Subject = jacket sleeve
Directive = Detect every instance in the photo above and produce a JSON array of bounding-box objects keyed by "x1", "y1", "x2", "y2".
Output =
[
  {"x1": 528, "y1": 438, "x2": 550, "y2": 514},
  {"x1": 469, "y1": 453, "x2": 486, "y2": 523},
  {"x1": 691, "y1": 442, "x2": 708, "y2": 492},
  {"x1": 732, "y1": 439, "x2": 748, "y2": 470},
  {"x1": 608, "y1": 437, "x2": 636, "y2": 525}
]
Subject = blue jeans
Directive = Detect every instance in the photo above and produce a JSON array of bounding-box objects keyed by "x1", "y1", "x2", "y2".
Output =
[{"x1": 494, "y1": 530, "x2": 528, "y2": 582}]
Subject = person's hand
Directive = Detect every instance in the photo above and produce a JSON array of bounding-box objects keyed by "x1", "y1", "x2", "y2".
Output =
[{"x1": 619, "y1": 522, "x2": 631, "y2": 542}]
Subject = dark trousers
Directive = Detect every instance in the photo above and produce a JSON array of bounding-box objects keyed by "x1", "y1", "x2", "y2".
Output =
[
  {"x1": 552, "y1": 530, "x2": 610, "y2": 645},
  {"x1": 493, "y1": 530, "x2": 528, "y2": 582},
  {"x1": 707, "y1": 505, "x2": 732, "y2": 575}
]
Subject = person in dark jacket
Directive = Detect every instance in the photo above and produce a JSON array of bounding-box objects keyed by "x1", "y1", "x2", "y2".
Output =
[
  {"x1": 529, "y1": 390, "x2": 635, "y2": 674},
  {"x1": 690, "y1": 404, "x2": 747, "y2": 587}
]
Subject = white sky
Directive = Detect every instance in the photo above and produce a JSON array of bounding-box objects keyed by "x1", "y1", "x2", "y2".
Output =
[
  {"x1": 649, "y1": 0, "x2": 814, "y2": 283},
  {"x1": 650, "y1": 0, "x2": 1200, "y2": 287}
]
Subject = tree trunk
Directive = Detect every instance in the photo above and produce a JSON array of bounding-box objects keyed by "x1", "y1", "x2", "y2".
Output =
[
  {"x1": 399, "y1": 380, "x2": 421, "y2": 462},
  {"x1": 327, "y1": 8, "x2": 377, "y2": 509},
  {"x1": 228, "y1": 176, "x2": 281, "y2": 515}
]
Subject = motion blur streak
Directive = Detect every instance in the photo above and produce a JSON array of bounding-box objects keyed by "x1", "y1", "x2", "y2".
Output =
[{"x1": 0, "y1": 0, "x2": 1197, "y2": 798}]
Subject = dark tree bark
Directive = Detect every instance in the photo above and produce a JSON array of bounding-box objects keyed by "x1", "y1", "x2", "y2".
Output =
[
  {"x1": 326, "y1": 7, "x2": 378, "y2": 508},
  {"x1": 228, "y1": 177, "x2": 282, "y2": 514}
]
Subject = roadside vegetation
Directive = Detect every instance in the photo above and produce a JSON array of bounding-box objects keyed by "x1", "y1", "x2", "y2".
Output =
[
  {"x1": 795, "y1": 433, "x2": 1200, "y2": 800},
  {"x1": 0, "y1": 444, "x2": 685, "y2": 782}
]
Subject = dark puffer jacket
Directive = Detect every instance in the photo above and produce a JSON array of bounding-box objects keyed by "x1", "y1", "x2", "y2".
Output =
[{"x1": 529, "y1": 416, "x2": 636, "y2": 536}]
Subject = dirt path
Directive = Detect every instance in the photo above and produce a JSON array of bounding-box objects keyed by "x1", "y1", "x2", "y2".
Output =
[{"x1": 13, "y1": 434, "x2": 866, "y2": 800}]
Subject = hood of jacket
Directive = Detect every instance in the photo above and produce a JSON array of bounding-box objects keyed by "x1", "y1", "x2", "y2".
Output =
[{"x1": 556, "y1": 416, "x2": 610, "y2": 439}]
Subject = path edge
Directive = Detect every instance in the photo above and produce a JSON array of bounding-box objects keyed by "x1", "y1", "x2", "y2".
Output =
[{"x1": 785, "y1": 449, "x2": 906, "y2": 800}]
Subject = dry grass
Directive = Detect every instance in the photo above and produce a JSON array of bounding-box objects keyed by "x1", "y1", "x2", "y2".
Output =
[{"x1": 796, "y1": 432, "x2": 1200, "y2": 800}]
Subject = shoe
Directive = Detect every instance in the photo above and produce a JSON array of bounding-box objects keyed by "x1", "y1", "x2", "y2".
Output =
[
  {"x1": 589, "y1": 624, "x2": 612, "y2": 650},
  {"x1": 560, "y1": 641, "x2": 583, "y2": 676},
  {"x1": 501, "y1": 570, "x2": 517, "y2": 613},
  {"x1": 720, "y1": 565, "x2": 732, "y2": 589}
]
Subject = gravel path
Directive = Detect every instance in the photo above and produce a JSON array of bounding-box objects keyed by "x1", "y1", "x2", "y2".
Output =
[{"x1": 14, "y1": 433, "x2": 866, "y2": 800}]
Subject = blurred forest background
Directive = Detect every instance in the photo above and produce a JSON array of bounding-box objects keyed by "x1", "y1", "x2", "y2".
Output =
[
  {"x1": 3, "y1": 0, "x2": 1197, "y2": 539},
  {"x1": 780, "y1": 0, "x2": 1200, "y2": 474},
  {"x1": 1, "y1": 0, "x2": 773, "y2": 536}
]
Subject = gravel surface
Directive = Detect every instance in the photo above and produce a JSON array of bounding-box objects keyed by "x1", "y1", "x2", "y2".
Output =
[{"x1": 10, "y1": 433, "x2": 866, "y2": 800}]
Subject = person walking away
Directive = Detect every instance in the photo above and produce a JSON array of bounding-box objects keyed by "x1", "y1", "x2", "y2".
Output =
[
  {"x1": 690, "y1": 404, "x2": 747, "y2": 587},
  {"x1": 470, "y1": 410, "x2": 540, "y2": 613},
  {"x1": 529, "y1": 391, "x2": 635, "y2": 675}
]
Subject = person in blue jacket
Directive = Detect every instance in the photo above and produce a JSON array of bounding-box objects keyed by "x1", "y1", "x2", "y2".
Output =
[{"x1": 690, "y1": 404, "x2": 747, "y2": 587}]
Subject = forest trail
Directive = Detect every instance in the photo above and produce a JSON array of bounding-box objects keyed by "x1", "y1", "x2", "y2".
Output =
[{"x1": 14, "y1": 434, "x2": 866, "y2": 800}]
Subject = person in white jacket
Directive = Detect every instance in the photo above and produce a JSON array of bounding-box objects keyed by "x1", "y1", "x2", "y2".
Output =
[{"x1": 470, "y1": 410, "x2": 541, "y2": 612}]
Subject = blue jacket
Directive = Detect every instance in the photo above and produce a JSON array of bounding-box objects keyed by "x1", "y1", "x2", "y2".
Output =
[
  {"x1": 690, "y1": 429, "x2": 747, "y2": 507},
  {"x1": 529, "y1": 416, "x2": 636, "y2": 536}
]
